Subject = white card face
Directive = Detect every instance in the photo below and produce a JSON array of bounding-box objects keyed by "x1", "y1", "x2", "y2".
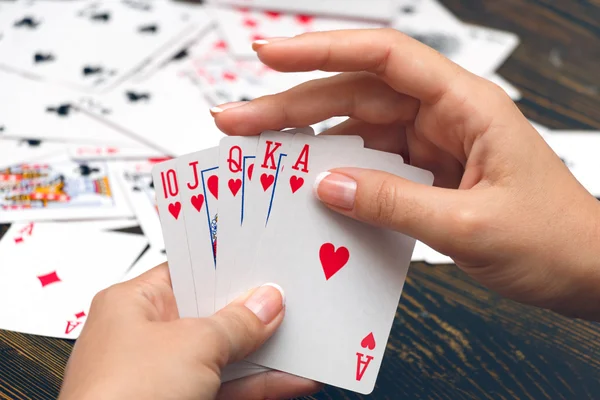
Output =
[
  {"x1": 247, "y1": 134, "x2": 433, "y2": 394},
  {"x1": 215, "y1": 135, "x2": 259, "y2": 309},
  {"x1": 222, "y1": 132, "x2": 363, "y2": 305},
  {"x1": 208, "y1": 6, "x2": 382, "y2": 59},
  {"x1": 208, "y1": 0, "x2": 395, "y2": 22},
  {"x1": 222, "y1": 130, "x2": 298, "y2": 305},
  {"x1": 121, "y1": 246, "x2": 167, "y2": 283},
  {"x1": 0, "y1": 70, "x2": 142, "y2": 147},
  {"x1": 0, "y1": 139, "x2": 66, "y2": 169},
  {"x1": 175, "y1": 148, "x2": 220, "y2": 316},
  {"x1": 130, "y1": 4, "x2": 214, "y2": 82},
  {"x1": 62, "y1": 218, "x2": 139, "y2": 232},
  {"x1": 0, "y1": 0, "x2": 201, "y2": 90},
  {"x1": 119, "y1": 160, "x2": 166, "y2": 251},
  {"x1": 0, "y1": 160, "x2": 133, "y2": 223},
  {"x1": 79, "y1": 71, "x2": 224, "y2": 156},
  {"x1": 68, "y1": 144, "x2": 164, "y2": 161},
  {"x1": 152, "y1": 159, "x2": 199, "y2": 318},
  {"x1": 543, "y1": 132, "x2": 600, "y2": 197},
  {"x1": 465, "y1": 24, "x2": 520, "y2": 77},
  {"x1": 0, "y1": 222, "x2": 147, "y2": 339}
]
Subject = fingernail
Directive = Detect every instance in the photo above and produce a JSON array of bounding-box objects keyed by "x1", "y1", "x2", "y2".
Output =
[
  {"x1": 251, "y1": 37, "x2": 290, "y2": 51},
  {"x1": 244, "y1": 283, "x2": 285, "y2": 324},
  {"x1": 209, "y1": 101, "x2": 249, "y2": 116},
  {"x1": 314, "y1": 172, "x2": 357, "y2": 210}
]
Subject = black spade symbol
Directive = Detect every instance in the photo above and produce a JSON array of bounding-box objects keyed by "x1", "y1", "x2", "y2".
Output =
[
  {"x1": 46, "y1": 103, "x2": 73, "y2": 117},
  {"x1": 14, "y1": 16, "x2": 40, "y2": 29},
  {"x1": 83, "y1": 65, "x2": 103, "y2": 76},
  {"x1": 126, "y1": 91, "x2": 151, "y2": 103},
  {"x1": 78, "y1": 164, "x2": 100, "y2": 177},
  {"x1": 91, "y1": 12, "x2": 111, "y2": 22},
  {"x1": 34, "y1": 52, "x2": 55, "y2": 63},
  {"x1": 138, "y1": 24, "x2": 158, "y2": 34},
  {"x1": 24, "y1": 139, "x2": 42, "y2": 147},
  {"x1": 171, "y1": 49, "x2": 188, "y2": 61}
]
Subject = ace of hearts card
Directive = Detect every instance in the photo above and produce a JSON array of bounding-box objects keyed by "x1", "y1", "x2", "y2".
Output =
[{"x1": 247, "y1": 133, "x2": 433, "y2": 393}]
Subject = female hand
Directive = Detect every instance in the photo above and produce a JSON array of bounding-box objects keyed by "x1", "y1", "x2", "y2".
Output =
[
  {"x1": 59, "y1": 264, "x2": 321, "y2": 400},
  {"x1": 211, "y1": 29, "x2": 600, "y2": 320}
]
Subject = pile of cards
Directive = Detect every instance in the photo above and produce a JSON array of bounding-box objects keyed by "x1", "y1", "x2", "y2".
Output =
[{"x1": 152, "y1": 128, "x2": 433, "y2": 393}]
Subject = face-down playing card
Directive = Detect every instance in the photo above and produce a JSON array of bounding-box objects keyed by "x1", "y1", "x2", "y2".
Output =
[{"x1": 245, "y1": 133, "x2": 433, "y2": 394}]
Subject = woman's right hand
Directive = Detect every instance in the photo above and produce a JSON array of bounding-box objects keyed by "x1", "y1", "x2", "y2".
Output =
[{"x1": 212, "y1": 29, "x2": 600, "y2": 320}]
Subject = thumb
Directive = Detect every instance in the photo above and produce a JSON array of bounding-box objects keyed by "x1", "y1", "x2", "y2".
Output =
[
  {"x1": 314, "y1": 168, "x2": 475, "y2": 254},
  {"x1": 208, "y1": 284, "x2": 285, "y2": 365}
]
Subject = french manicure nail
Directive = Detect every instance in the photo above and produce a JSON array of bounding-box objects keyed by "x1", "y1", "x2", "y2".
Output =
[
  {"x1": 209, "y1": 101, "x2": 249, "y2": 116},
  {"x1": 251, "y1": 37, "x2": 290, "y2": 51},
  {"x1": 314, "y1": 172, "x2": 357, "y2": 210},
  {"x1": 244, "y1": 283, "x2": 285, "y2": 324}
]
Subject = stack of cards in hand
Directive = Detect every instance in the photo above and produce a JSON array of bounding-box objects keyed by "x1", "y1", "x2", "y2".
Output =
[{"x1": 152, "y1": 128, "x2": 433, "y2": 393}]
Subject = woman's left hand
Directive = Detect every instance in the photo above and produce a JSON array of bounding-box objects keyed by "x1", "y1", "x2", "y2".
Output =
[{"x1": 59, "y1": 263, "x2": 321, "y2": 400}]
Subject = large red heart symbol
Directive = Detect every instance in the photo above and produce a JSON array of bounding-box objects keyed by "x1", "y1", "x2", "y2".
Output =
[
  {"x1": 228, "y1": 178, "x2": 242, "y2": 197},
  {"x1": 260, "y1": 173, "x2": 274, "y2": 191},
  {"x1": 319, "y1": 243, "x2": 350, "y2": 280},
  {"x1": 190, "y1": 194, "x2": 204, "y2": 212},
  {"x1": 289, "y1": 175, "x2": 304, "y2": 193},
  {"x1": 207, "y1": 175, "x2": 218, "y2": 199},
  {"x1": 248, "y1": 164, "x2": 254, "y2": 180},
  {"x1": 168, "y1": 202, "x2": 181, "y2": 219},
  {"x1": 360, "y1": 332, "x2": 376, "y2": 350}
]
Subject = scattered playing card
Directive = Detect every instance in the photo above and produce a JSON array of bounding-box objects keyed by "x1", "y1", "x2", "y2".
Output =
[
  {"x1": 79, "y1": 71, "x2": 224, "y2": 156},
  {"x1": 208, "y1": 6, "x2": 383, "y2": 59},
  {"x1": 207, "y1": 0, "x2": 396, "y2": 22},
  {"x1": 0, "y1": 222, "x2": 147, "y2": 339},
  {"x1": 0, "y1": 0, "x2": 208, "y2": 91},
  {"x1": 0, "y1": 159, "x2": 133, "y2": 223}
]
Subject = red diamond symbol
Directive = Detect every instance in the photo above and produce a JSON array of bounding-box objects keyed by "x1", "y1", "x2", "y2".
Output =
[
  {"x1": 75, "y1": 311, "x2": 86, "y2": 319},
  {"x1": 223, "y1": 72, "x2": 237, "y2": 81},
  {"x1": 37, "y1": 271, "x2": 61, "y2": 288},
  {"x1": 243, "y1": 18, "x2": 258, "y2": 28},
  {"x1": 214, "y1": 40, "x2": 227, "y2": 50},
  {"x1": 14, "y1": 237, "x2": 23, "y2": 244}
]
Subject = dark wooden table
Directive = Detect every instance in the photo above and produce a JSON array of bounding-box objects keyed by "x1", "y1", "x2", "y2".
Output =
[{"x1": 2, "y1": 1, "x2": 600, "y2": 399}]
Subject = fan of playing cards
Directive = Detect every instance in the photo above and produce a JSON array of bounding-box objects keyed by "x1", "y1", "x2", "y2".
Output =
[
  {"x1": 152, "y1": 129, "x2": 433, "y2": 393},
  {"x1": 0, "y1": 0, "x2": 599, "y2": 392}
]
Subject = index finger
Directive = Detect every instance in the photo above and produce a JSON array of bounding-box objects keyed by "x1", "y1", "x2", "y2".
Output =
[{"x1": 253, "y1": 28, "x2": 468, "y2": 105}]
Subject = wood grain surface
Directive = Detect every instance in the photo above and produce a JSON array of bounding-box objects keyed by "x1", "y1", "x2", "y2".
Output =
[{"x1": 1, "y1": 1, "x2": 600, "y2": 399}]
